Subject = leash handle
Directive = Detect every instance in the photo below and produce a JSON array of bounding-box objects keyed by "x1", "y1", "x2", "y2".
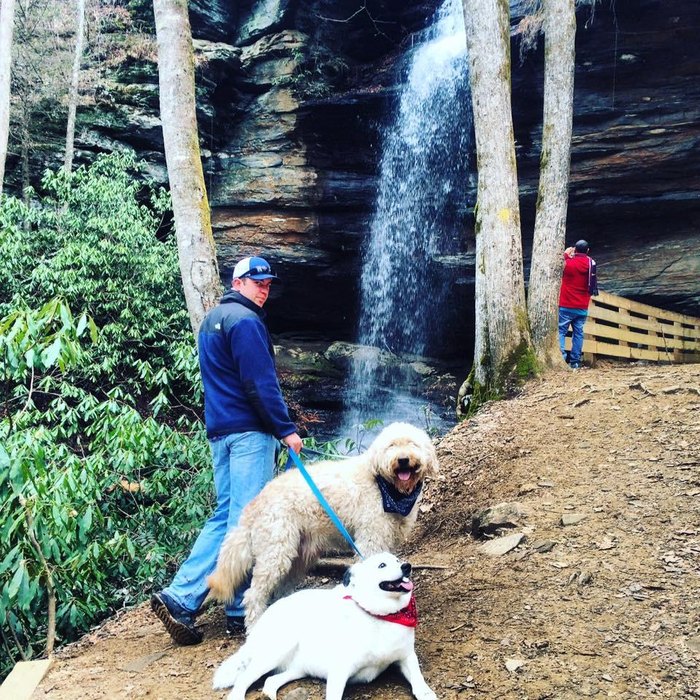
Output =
[{"x1": 286, "y1": 448, "x2": 365, "y2": 560}]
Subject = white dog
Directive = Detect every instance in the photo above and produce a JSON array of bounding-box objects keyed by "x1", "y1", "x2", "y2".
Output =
[
  {"x1": 212, "y1": 552, "x2": 437, "y2": 700},
  {"x1": 207, "y1": 422, "x2": 438, "y2": 628}
]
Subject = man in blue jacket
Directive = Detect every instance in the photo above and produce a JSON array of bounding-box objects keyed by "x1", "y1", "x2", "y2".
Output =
[{"x1": 151, "y1": 256, "x2": 302, "y2": 644}]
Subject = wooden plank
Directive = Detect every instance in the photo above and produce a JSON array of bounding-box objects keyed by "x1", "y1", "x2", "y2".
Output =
[
  {"x1": 585, "y1": 320, "x2": 699, "y2": 352},
  {"x1": 562, "y1": 290, "x2": 700, "y2": 365},
  {"x1": 584, "y1": 340, "x2": 664, "y2": 362},
  {"x1": 590, "y1": 303, "x2": 700, "y2": 340},
  {"x1": 0, "y1": 659, "x2": 53, "y2": 700},
  {"x1": 595, "y1": 291, "x2": 700, "y2": 327},
  {"x1": 588, "y1": 305, "x2": 698, "y2": 340},
  {"x1": 565, "y1": 337, "x2": 700, "y2": 363}
]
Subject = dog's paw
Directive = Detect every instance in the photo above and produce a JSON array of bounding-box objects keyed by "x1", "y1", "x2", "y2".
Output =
[
  {"x1": 212, "y1": 663, "x2": 235, "y2": 690},
  {"x1": 261, "y1": 677, "x2": 279, "y2": 700},
  {"x1": 225, "y1": 690, "x2": 247, "y2": 700},
  {"x1": 414, "y1": 687, "x2": 437, "y2": 700}
]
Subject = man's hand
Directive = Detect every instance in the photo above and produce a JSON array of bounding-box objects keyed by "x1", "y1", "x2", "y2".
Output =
[
  {"x1": 282, "y1": 432, "x2": 303, "y2": 454},
  {"x1": 565, "y1": 246, "x2": 576, "y2": 258}
]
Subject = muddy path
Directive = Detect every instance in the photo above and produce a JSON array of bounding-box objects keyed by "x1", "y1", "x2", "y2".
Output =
[{"x1": 32, "y1": 363, "x2": 700, "y2": 700}]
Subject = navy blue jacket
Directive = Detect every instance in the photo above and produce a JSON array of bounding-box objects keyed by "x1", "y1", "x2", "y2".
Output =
[{"x1": 197, "y1": 289, "x2": 297, "y2": 440}]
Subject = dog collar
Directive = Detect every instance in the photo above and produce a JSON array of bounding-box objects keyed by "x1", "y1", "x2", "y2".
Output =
[
  {"x1": 343, "y1": 594, "x2": 418, "y2": 628},
  {"x1": 376, "y1": 476, "x2": 422, "y2": 516}
]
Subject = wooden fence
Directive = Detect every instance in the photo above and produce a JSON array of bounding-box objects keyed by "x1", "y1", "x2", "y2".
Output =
[{"x1": 564, "y1": 290, "x2": 700, "y2": 364}]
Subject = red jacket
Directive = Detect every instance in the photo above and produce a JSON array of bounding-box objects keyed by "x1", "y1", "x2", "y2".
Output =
[{"x1": 559, "y1": 253, "x2": 593, "y2": 310}]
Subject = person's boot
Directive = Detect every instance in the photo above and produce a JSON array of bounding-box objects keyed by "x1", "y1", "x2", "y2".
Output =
[
  {"x1": 150, "y1": 592, "x2": 203, "y2": 645},
  {"x1": 225, "y1": 616, "x2": 246, "y2": 636}
]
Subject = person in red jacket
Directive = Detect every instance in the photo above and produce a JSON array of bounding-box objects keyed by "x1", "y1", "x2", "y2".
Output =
[{"x1": 558, "y1": 240, "x2": 598, "y2": 369}]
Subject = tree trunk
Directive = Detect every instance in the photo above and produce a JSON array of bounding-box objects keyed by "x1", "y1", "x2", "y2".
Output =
[
  {"x1": 20, "y1": 95, "x2": 30, "y2": 206},
  {"x1": 462, "y1": 0, "x2": 533, "y2": 394},
  {"x1": 64, "y1": 0, "x2": 86, "y2": 174},
  {"x1": 456, "y1": 235, "x2": 487, "y2": 418},
  {"x1": 527, "y1": 0, "x2": 576, "y2": 365},
  {"x1": 153, "y1": 0, "x2": 221, "y2": 335},
  {"x1": 0, "y1": 0, "x2": 17, "y2": 196}
]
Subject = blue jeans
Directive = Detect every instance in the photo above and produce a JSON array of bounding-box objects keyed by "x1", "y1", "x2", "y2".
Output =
[
  {"x1": 164, "y1": 431, "x2": 277, "y2": 618},
  {"x1": 559, "y1": 307, "x2": 588, "y2": 365}
]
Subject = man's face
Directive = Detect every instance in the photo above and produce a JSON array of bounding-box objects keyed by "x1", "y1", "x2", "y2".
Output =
[{"x1": 233, "y1": 277, "x2": 272, "y2": 307}]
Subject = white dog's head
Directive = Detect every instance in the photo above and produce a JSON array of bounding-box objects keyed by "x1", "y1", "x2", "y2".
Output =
[
  {"x1": 342, "y1": 552, "x2": 414, "y2": 616},
  {"x1": 366, "y1": 422, "x2": 439, "y2": 495}
]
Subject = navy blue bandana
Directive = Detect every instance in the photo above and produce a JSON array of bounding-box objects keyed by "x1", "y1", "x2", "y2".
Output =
[{"x1": 376, "y1": 476, "x2": 423, "y2": 516}]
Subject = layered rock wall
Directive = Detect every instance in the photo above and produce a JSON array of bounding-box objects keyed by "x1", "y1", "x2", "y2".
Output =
[
  {"x1": 514, "y1": 0, "x2": 700, "y2": 318},
  {"x1": 6, "y1": 0, "x2": 700, "y2": 354}
]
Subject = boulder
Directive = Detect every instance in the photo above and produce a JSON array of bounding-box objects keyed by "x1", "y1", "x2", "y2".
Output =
[{"x1": 472, "y1": 502, "x2": 532, "y2": 537}]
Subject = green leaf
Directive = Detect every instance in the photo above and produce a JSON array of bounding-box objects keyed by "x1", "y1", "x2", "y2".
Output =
[
  {"x1": 0, "y1": 442, "x2": 10, "y2": 469},
  {"x1": 79, "y1": 507, "x2": 93, "y2": 535},
  {"x1": 0, "y1": 544, "x2": 20, "y2": 576},
  {"x1": 7, "y1": 560, "x2": 27, "y2": 600},
  {"x1": 41, "y1": 337, "x2": 63, "y2": 368}
]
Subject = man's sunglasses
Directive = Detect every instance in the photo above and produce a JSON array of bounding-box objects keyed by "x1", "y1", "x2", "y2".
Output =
[{"x1": 241, "y1": 265, "x2": 273, "y2": 277}]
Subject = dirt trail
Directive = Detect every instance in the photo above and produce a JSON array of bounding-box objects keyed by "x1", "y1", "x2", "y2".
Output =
[{"x1": 32, "y1": 363, "x2": 700, "y2": 700}]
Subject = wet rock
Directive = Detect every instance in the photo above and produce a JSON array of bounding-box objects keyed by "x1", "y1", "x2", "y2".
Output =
[
  {"x1": 193, "y1": 40, "x2": 242, "y2": 72},
  {"x1": 322, "y1": 341, "x2": 445, "y2": 388},
  {"x1": 235, "y1": 0, "x2": 294, "y2": 45},
  {"x1": 190, "y1": 0, "x2": 237, "y2": 41}
]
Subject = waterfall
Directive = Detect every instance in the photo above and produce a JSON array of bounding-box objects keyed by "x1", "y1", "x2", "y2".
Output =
[{"x1": 343, "y1": 0, "x2": 472, "y2": 433}]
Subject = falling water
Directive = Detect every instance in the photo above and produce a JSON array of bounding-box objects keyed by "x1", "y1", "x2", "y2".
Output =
[{"x1": 344, "y1": 0, "x2": 472, "y2": 433}]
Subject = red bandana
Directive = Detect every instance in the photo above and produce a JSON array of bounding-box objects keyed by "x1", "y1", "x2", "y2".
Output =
[{"x1": 343, "y1": 594, "x2": 418, "y2": 628}]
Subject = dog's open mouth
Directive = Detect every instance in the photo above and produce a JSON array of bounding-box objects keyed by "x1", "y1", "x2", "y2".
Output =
[
  {"x1": 396, "y1": 467, "x2": 415, "y2": 482},
  {"x1": 393, "y1": 457, "x2": 420, "y2": 482},
  {"x1": 379, "y1": 576, "x2": 414, "y2": 593}
]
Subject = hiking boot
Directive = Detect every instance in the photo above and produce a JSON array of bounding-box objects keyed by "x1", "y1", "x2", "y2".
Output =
[
  {"x1": 570, "y1": 363, "x2": 581, "y2": 370},
  {"x1": 225, "y1": 616, "x2": 246, "y2": 636},
  {"x1": 150, "y1": 592, "x2": 203, "y2": 646}
]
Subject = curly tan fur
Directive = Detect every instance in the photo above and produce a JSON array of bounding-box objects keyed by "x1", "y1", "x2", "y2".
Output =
[{"x1": 207, "y1": 422, "x2": 438, "y2": 629}]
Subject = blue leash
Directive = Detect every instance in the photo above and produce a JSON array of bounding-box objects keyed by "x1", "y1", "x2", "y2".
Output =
[{"x1": 285, "y1": 448, "x2": 364, "y2": 559}]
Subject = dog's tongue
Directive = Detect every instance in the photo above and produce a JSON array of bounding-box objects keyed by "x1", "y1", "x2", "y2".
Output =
[
  {"x1": 400, "y1": 579, "x2": 414, "y2": 592},
  {"x1": 398, "y1": 469, "x2": 412, "y2": 481}
]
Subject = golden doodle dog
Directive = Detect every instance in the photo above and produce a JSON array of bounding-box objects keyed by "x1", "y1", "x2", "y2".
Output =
[
  {"x1": 207, "y1": 422, "x2": 438, "y2": 629},
  {"x1": 212, "y1": 552, "x2": 437, "y2": 700}
]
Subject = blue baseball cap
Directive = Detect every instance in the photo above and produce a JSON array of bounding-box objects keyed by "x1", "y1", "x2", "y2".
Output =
[{"x1": 232, "y1": 256, "x2": 278, "y2": 281}]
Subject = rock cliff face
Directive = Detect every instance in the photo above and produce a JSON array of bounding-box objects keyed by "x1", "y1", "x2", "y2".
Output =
[
  {"x1": 7, "y1": 0, "x2": 700, "y2": 354},
  {"x1": 194, "y1": 0, "x2": 700, "y2": 348},
  {"x1": 514, "y1": 0, "x2": 700, "y2": 321}
]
